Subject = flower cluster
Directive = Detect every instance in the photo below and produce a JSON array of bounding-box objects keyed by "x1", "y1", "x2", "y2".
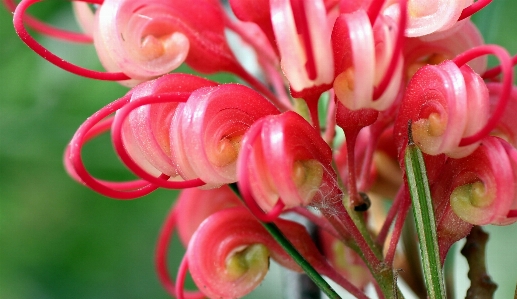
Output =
[{"x1": 9, "y1": 0, "x2": 517, "y2": 298}]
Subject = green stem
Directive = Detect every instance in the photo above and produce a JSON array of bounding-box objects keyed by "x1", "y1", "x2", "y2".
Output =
[
  {"x1": 404, "y1": 125, "x2": 446, "y2": 299},
  {"x1": 229, "y1": 183, "x2": 342, "y2": 299},
  {"x1": 331, "y1": 161, "x2": 402, "y2": 299}
]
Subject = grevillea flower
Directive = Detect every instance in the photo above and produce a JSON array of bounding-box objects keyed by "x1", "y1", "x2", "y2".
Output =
[
  {"x1": 184, "y1": 207, "x2": 368, "y2": 299},
  {"x1": 174, "y1": 186, "x2": 242, "y2": 246},
  {"x1": 118, "y1": 74, "x2": 218, "y2": 178},
  {"x1": 168, "y1": 84, "x2": 280, "y2": 187},
  {"x1": 487, "y1": 83, "x2": 517, "y2": 146},
  {"x1": 430, "y1": 136, "x2": 517, "y2": 262},
  {"x1": 10, "y1": 0, "x2": 517, "y2": 298},
  {"x1": 113, "y1": 78, "x2": 280, "y2": 188},
  {"x1": 270, "y1": 0, "x2": 335, "y2": 93},
  {"x1": 403, "y1": 19, "x2": 487, "y2": 79},
  {"x1": 395, "y1": 60, "x2": 489, "y2": 158},
  {"x1": 93, "y1": 0, "x2": 191, "y2": 85},
  {"x1": 237, "y1": 111, "x2": 340, "y2": 221},
  {"x1": 331, "y1": 4, "x2": 405, "y2": 111},
  {"x1": 436, "y1": 137, "x2": 517, "y2": 226},
  {"x1": 93, "y1": 0, "x2": 247, "y2": 85},
  {"x1": 385, "y1": 0, "x2": 472, "y2": 37}
]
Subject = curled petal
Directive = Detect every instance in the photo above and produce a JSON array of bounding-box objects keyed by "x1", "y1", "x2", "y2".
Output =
[
  {"x1": 404, "y1": 20, "x2": 487, "y2": 78},
  {"x1": 433, "y1": 137, "x2": 515, "y2": 227},
  {"x1": 371, "y1": 14, "x2": 404, "y2": 110},
  {"x1": 395, "y1": 60, "x2": 488, "y2": 158},
  {"x1": 332, "y1": 8, "x2": 403, "y2": 111},
  {"x1": 446, "y1": 65, "x2": 489, "y2": 158},
  {"x1": 385, "y1": 0, "x2": 472, "y2": 37},
  {"x1": 94, "y1": 0, "x2": 191, "y2": 85},
  {"x1": 238, "y1": 111, "x2": 341, "y2": 215},
  {"x1": 72, "y1": 2, "x2": 96, "y2": 37},
  {"x1": 170, "y1": 84, "x2": 280, "y2": 187},
  {"x1": 175, "y1": 186, "x2": 242, "y2": 246},
  {"x1": 229, "y1": 0, "x2": 277, "y2": 49},
  {"x1": 487, "y1": 83, "x2": 517, "y2": 147},
  {"x1": 271, "y1": 0, "x2": 334, "y2": 92},
  {"x1": 332, "y1": 10, "x2": 375, "y2": 110},
  {"x1": 117, "y1": 74, "x2": 218, "y2": 178},
  {"x1": 187, "y1": 207, "x2": 333, "y2": 299}
]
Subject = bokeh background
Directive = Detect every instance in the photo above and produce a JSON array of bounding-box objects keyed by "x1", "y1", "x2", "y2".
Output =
[{"x1": 1, "y1": 1, "x2": 517, "y2": 299}]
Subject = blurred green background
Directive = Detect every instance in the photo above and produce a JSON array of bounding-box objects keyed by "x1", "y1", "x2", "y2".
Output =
[{"x1": 1, "y1": 1, "x2": 517, "y2": 299}]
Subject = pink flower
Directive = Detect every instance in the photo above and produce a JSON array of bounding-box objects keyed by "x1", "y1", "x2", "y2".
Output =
[{"x1": 9, "y1": 0, "x2": 517, "y2": 298}]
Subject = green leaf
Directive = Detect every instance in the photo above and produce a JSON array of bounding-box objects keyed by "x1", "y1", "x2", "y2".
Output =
[{"x1": 404, "y1": 125, "x2": 446, "y2": 299}]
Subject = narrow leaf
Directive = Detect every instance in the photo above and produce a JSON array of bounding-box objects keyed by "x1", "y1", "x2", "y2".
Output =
[{"x1": 404, "y1": 124, "x2": 446, "y2": 299}]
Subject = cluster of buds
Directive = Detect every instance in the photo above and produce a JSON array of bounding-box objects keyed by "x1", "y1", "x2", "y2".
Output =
[{"x1": 8, "y1": 0, "x2": 517, "y2": 297}]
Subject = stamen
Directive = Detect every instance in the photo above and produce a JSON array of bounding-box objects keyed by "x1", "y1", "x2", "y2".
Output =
[
  {"x1": 13, "y1": 0, "x2": 130, "y2": 80},
  {"x1": 458, "y1": 0, "x2": 493, "y2": 21},
  {"x1": 111, "y1": 92, "x2": 206, "y2": 189},
  {"x1": 66, "y1": 96, "x2": 162, "y2": 199},
  {"x1": 367, "y1": 0, "x2": 385, "y2": 24},
  {"x1": 155, "y1": 207, "x2": 205, "y2": 299},
  {"x1": 454, "y1": 45, "x2": 513, "y2": 146},
  {"x1": 4, "y1": 0, "x2": 98, "y2": 43},
  {"x1": 373, "y1": 0, "x2": 407, "y2": 100},
  {"x1": 236, "y1": 119, "x2": 285, "y2": 222}
]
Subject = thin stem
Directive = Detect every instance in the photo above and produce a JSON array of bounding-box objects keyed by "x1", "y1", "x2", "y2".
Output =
[
  {"x1": 384, "y1": 194, "x2": 410, "y2": 266},
  {"x1": 323, "y1": 90, "x2": 337, "y2": 145},
  {"x1": 322, "y1": 199, "x2": 382, "y2": 270},
  {"x1": 482, "y1": 54, "x2": 517, "y2": 79},
  {"x1": 345, "y1": 130, "x2": 364, "y2": 210},
  {"x1": 291, "y1": 207, "x2": 339, "y2": 239},
  {"x1": 376, "y1": 187, "x2": 404, "y2": 246},
  {"x1": 263, "y1": 60, "x2": 293, "y2": 111}
]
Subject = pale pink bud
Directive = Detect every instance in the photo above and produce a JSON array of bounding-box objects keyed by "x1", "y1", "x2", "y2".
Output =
[
  {"x1": 169, "y1": 84, "x2": 280, "y2": 187},
  {"x1": 237, "y1": 111, "x2": 341, "y2": 219},
  {"x1": 94, "y1": 0, "x2": 191, "y2": 86}
]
